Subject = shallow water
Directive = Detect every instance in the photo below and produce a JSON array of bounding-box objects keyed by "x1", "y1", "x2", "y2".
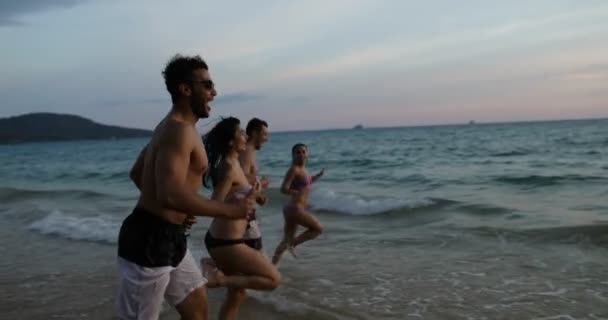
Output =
[{"x1": 1, "y1": 119, "x2": 607, "y2": 319}]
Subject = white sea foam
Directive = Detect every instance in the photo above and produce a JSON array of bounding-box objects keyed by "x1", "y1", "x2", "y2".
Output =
[
  {"x1": 28, "y1": 209, "x2": 120, "y2": 244},
  {"x1": 309, "y1": 188, "x2": 436, "y2": 215}
]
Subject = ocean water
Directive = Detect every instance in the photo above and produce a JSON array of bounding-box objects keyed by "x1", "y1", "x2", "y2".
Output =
[{"x1": 1, "y1": 119, "x2": 607, "y2": 319}]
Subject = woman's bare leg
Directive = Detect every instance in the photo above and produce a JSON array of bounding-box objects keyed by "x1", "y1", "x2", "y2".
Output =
[
  {"x1": 272, "y1": 218, "x2": 298, "y2": 264},
  {"x1": 291, "y1": 209, "x2": 323, "y2": 248},
  {"x1": 218, "y1": 287, "x2": 247, "y2": 320},
  {"x1": 209, "y1": 244, "x2": 281, "y2": 291},
  {"x1": 175, "y1": 287, "x2": 208, "y2": 320},
  {"x1": 205, "y1": 246, "x2": 274, "y2": 319}
]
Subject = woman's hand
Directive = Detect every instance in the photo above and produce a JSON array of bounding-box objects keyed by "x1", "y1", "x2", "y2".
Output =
[{"x1": 312, "y1": 168, "x2": 325, "y2": 182}]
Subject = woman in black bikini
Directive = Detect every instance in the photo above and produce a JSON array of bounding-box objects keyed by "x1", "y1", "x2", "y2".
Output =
[
  {"x1": 272, "y1": 143, "x2": 325, "y2": 265},
  {"x1": 202, "y1": 117, "x2": 280, "y2": 320}
]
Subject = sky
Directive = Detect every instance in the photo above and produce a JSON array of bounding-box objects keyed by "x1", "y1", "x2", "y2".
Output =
[{"x1": 1, "y1": 0, "x2": 607, "y2": 131}]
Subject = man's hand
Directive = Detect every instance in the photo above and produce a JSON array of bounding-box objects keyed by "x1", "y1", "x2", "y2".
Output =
[
  {"x1": 260, "y1": 176, "x2": 270, "y2": 189},
  {"x1": 256, "y1": 194, "x2": 268, "y2": 206},
  {"x1": 183, "y1": 215, "x2": 197, "y2": 229}
]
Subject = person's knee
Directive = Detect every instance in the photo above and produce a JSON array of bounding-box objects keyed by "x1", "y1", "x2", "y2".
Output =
[
  {"x1": 259, "y1": 268, "x2": 281, "y2": 290},
  {"x1": 313, "y1": 224, "x2": 323, "y2": 235},
  {"x1": 233, "y1": 288, "x2": 247, "y2": 301},
  {"x1": 267, "y1": 270, "x2": 281, "y2": 290}
]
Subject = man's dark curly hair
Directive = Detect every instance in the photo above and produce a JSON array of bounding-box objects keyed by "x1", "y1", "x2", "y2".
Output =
[
  {"x1": 245, "y1": 118, "x2": 268, "y2": 137},
  {"x1": 162, "y1": 54, "x2": 208, "y2": 103}
]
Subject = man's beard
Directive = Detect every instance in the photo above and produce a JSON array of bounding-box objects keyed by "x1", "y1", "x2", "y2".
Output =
[{"x1": 190, "y1": 95, "x2": 208, "y2": 119}]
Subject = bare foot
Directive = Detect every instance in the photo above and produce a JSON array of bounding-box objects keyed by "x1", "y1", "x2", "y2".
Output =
[
  {"x1": 272, "y1": 253, "x2": 282, "y2": 266},
  {"x1": 201, "y1": 257, "x2": 224, "y2": 288},
  {"x1": 205, "y1": 268, "x2": 225, "y2": 288},
  {"x1": 287, "y1": 245, "x2": 297, "y2": 258},
  {"x1": 200, "y1": 257, "x2": 217, "y2": 269}
]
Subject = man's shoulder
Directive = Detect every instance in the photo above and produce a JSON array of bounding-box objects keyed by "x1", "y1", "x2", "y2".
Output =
[
  {"x1": 154, "y1": 118, "x2": 198, "y2": 147},
  {"x1": 239, "y1": 146, "x2": 255, "y2": 162},
  {"x1": 161, "y1": 118, "x2": 196, "y2": 133}
]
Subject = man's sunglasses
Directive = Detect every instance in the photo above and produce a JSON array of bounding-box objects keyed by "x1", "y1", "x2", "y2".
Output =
[{"x1": 190, "y1": 79, "x2": 214, "y2": 89}]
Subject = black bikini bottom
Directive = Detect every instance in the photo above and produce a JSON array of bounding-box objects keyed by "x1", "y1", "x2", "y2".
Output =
[{"x1": 205, "y1": 231, "x2": 262, "y2": 251}]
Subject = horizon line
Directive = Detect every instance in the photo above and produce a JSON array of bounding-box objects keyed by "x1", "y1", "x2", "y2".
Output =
[{"x1": 271, "y1": 116, "x2": 608, "y2": 134}]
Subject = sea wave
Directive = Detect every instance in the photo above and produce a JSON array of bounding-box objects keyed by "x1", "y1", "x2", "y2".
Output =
[
  {"x1": 309, "y1": 188, "x2": 442, "y2": 216},
  {"x1": 465, "y1": 223, "x2": 608, "y2": 246},
  {"x1": 453, "y1": 203, "x2": 513, "y2": 216},
  {"x1": 493, "y1": 174, "x2": 607, "y2": 187},
  {"x1": 489, "y1": 150, "x2": 530, "y2": 157},
  {"x1": 53, "y1": 170, "x2": 129, "y2": 182},
  {"x1": 0, "y1": 187, "x2": 115, "y2": 202},
  {"x1": 247, "y1": 290, "x2": 363, "y2": 320},
  {"x1": 28, "y1": 210, "x2": 120, "y2": 244}
]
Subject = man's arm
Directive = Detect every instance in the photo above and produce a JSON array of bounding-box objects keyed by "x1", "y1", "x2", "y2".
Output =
[
  {"x1": 155, "y1": 125, "x2": 247, "y2": 219},
  {"x1": 240, "y1": 149, "x2": 267, "y2": 205},
  {"x1": 129, "y1": 144, "x2": 147, "y2": 191}
]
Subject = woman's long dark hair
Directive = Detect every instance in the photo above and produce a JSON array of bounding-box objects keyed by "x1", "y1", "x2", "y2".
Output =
[{"x1": 203, "y1": 117, "x2": 241, "y2": 188}]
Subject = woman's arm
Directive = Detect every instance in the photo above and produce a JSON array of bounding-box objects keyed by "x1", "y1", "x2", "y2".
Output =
[
  {"x1": 211, "y1": 163, "x2": 234, "y2": 203},
  {"x1": 311, "y1": 168, "x2": 325, "y2": 183},
  {"x1": 280, "y1": 166, "x2": 300, "y2": 196}
]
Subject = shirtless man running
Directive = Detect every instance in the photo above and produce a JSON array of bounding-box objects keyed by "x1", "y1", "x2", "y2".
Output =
[
  {"x1": 239, "y1": 118, "x2": 270, "y2": 250},
  {"x1": 116, "y1": 54, "x2": 255, "y2": 320}
]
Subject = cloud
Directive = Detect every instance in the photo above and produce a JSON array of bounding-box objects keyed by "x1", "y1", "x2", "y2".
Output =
[
  {"x1": 269, "y1": 5, "x2": 608, "y2": 83},
  {"x1": 0, "y1": 17, "x2": 23, "y2": 27},
  {"x1": 98, "y1": 97, "x2": 167, "y2": 108},
  {"x1": 96, "y1": 92, "x2": 262, "y2": 108},
  {"x1": 201, "y1": 0, "x2": 376, "y2": 62},
  {"x1": 0, "y1": 0, "x2": 88, "y2": 26}
]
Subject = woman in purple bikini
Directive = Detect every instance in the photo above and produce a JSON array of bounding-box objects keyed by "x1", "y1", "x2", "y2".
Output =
[{"x1": 272, "y1": 143, "x2": 325, "y2": 265}]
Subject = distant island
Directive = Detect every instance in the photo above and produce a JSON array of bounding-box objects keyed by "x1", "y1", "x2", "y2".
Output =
[
  {"x1": 0, "y1": 113, "x2": 152, "y2": 144},
  {"x1": 353, "y1": 124, "x2": 364, "y2": 130}
]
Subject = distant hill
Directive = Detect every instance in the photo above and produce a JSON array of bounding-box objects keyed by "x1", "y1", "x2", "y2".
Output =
[{"x1": 0, "y1": 113, "x2": 152, "y2": 144}]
